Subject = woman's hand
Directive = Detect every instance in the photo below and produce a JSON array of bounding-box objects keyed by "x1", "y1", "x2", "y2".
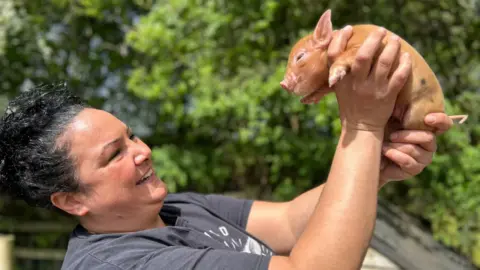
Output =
[
  {"x1": 334, "y1": 28, "x2": 412, "y2": 133},
  {"x1": 326, "y1": 26, "x2": 451, "y2": 184},
  {"x1": 379, "y1": 112, "x2": 454, "y2": 185}
]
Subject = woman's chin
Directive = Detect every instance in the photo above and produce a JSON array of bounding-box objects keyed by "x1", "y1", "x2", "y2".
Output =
[
  {"x1": 150, "y1": 178, "x2": 168, "y2": 201},
  {"x1": 138, "y1": 174, "x2": 169, "y2": 202}
]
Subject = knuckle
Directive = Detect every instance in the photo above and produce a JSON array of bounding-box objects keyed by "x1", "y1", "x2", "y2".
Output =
[
  {"x1": 403, "y1": 144, "x2": 416, "y2": 155},
  {"x1": 376, "y1": 88, "x2": 390, "y2": 98},
  {"x1": 424, "y1": 133, "x2": 435, "y2": 143},
  {"x1": 402, "y1": 158, "x2": 414, "y2": 169},
  {"x1": 396, "y1": 71, "x2": 409, "y2": 81},
  {"x1": 424, "y1": 133, "x2": 437, "y2": 151},
  {"x1": 378, "y1": 57, "x2": 393, "y2": 69},
  {"x1": 392, "y1": 73, "x2": 408, "y2": 86},
  {"x1": 386, "y1": 39, "x2": 401, "y2": 49},
  {"x1": 369, "y1": 31, "x2": 384, "y2": 41},
  {"x1": 342, "y1": 29, "x2": 353, "y2": 40},
  {"x1": 328, "y1": 49, "x2": 339, "y2": 59},
  {"x1": 355, "y1": 53, "x2": 370, "y2": 63},
  {"x1": 377, "y1": 92, "x2": 388, "y2": 100},
  {"x1": 404, "y1": 162, "x2": 422, "y2": 175}
]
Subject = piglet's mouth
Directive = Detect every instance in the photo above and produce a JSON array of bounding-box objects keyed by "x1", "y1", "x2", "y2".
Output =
[
  {"x1": 280, "y1": 81, "x2": 316, "y2": 98},
  {"x1": 280, "y1": 81, "x2": 307, "y2": 96}
]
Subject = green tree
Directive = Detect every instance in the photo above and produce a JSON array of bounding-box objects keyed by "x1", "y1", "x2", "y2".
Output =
[
  {"x1": 124, "y1": 0, "x2": 480, "y2": 265},
  {"x1": 0, "y1": 0, "x2": 479, "y2": 267}
]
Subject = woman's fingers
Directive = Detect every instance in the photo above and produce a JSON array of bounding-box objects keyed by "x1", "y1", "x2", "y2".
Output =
[
  {"x1": 383, "y1": 142, "x2": 433, "y2": 165},
  {"x1": 387, "y1": 52, "x2": 412, "y2": 96},
  {"x1": 372, "y1": 34, "x2": 401, "y2": 88},
  {"x1": 382, "y1": 146, "x2": 426, "y2": 177},
  {"x1": 424, "y1": 113, "x2": 454, "y2": 135},
  {"x1": 351, "y1": 27, "x2": 387, "y2": 81},
  {"x1": 389, "y1": 130, "x2": 436, "y2": 152},
  {"x1": 381, "y1": 163, "x2": 413, "y2": 181}
]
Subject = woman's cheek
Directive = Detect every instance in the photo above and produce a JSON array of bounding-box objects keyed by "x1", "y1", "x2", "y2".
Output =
[{"x1": 114, "y1": 159, "x2": 137, "y2": 185}]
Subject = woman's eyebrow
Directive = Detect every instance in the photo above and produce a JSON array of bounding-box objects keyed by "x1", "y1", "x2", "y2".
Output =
[
  {"x1": 100, "y1": 126, "x2": 130, "y2": 156},
  {"x1": 101, "y1": 138, "x2": 121, "y2": 155}
]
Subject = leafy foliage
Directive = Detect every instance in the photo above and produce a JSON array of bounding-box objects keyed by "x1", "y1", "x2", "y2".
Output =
[{"x1": 0, "y1": 0, "x2": 479, "y2": 267}]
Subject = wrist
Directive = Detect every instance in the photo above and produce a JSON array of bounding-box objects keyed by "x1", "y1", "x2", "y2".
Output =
[
  {"x1": 341, "y1": 125, "x2": 385, "y2": 142},
  {"x1": 341, "y1": 119, "x2": 386, "y2": 135}
]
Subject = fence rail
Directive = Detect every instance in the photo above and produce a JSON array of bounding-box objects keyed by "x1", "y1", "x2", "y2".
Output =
[
  {"x1": 0, "y1": 220, "x2": 71, "y2": 269},
  {"x1": 15, "y1": 248, "x2": 66, "y2": 261}
]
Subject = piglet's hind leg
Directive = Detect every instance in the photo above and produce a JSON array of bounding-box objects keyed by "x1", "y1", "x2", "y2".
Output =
[{"x1": 401, "y1": 101, "x2": 436, "y2": 132}]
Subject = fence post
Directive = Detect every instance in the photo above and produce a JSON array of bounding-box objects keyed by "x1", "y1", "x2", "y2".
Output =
[{"x1": 0, "y1": 234, "x2": 14, "y2": 270}]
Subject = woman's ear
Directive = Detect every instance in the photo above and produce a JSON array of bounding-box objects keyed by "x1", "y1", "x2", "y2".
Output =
[{"x1": 51, "y1": 192, "x2": 89, "y2": 216}]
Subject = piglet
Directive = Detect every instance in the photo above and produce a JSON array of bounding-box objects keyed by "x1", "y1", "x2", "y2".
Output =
[{"x1": 280, "y1": 9, "x2": 468, "y2": 134}]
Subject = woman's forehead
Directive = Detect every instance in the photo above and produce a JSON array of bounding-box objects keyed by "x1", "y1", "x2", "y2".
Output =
[{"x1": 66, "y1": 108, "x2": 125, "y2": 154}]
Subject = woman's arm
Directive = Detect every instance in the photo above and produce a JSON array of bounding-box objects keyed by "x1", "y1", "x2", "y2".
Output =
[
  {"x1": 246, "y1": 113, "x2": 452, "y2": 255},
  {"x1": 273, "y1": 128, "x2": 384, "y2": 269}
]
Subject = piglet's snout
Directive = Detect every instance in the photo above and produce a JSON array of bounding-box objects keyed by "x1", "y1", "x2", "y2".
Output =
[
  {"x1": 280, "y1": 79, "x2": 291, "y2": 91},
  {"x1": 280, "y1": 74, "x2": 298, "y2": 92}
]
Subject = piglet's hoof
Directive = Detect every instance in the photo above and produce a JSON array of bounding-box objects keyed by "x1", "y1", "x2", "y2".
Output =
[{"x1": 329, "y1": 67, "x2": 347, "y2": 87}]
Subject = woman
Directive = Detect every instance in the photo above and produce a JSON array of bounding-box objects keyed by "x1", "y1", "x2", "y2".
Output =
[{"x1": 0, "y1": 27, "x2": 453, "y2": 270}]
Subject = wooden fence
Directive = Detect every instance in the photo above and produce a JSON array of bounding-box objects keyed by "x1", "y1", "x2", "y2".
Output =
[
  {"x1": 0, "y1": 234, "x2": 14, "y2": 270},
  {"x1": 0, "y1": 221, "x2": 71, "y2": 270}
]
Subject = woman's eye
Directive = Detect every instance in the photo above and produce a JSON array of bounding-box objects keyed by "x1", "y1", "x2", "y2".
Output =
[
  {"x1": 109, "y1": 149, "x2": 121, "y2": 161},
  {"x1": 107, "y1": 131, "x2": 136, "y2": 163}
]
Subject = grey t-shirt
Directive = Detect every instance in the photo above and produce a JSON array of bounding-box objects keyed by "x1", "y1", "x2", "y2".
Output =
[{"x1": 61, "y1": 192, "x2": 274, "y2": 270}]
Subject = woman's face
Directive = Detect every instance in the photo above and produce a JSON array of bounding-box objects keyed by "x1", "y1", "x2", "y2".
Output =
[{"x1": 57, "y1": 108, "x2": 168, "y2": 225}]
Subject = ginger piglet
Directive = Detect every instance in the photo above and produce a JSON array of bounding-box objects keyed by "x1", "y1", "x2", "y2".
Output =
[{"x1": 280, "y1": 9, "x2": 468, "y2": 136}]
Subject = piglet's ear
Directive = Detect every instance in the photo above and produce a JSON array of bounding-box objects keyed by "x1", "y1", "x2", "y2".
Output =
[{"x1": 313, "y1": 9, "x2": 333, "y2": 49}]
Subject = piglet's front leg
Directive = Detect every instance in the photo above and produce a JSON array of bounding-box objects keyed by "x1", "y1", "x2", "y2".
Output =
[{"x1": 328, "y1": 47, "x2": 359, "y2": 87}]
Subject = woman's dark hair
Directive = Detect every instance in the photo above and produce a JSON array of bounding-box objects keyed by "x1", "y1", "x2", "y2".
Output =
[{"x1": 0, "y1": 82, "x2": 90, "y2": 209}]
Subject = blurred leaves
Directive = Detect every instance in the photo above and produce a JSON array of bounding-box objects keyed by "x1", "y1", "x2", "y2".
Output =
[{"x1": 0, "y1": 0, "x2": 479, "y2": 267}]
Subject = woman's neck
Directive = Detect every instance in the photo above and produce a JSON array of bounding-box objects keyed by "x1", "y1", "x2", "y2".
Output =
[{"x1": 79, "y1": 212, "x2": 166, "y2": 234}]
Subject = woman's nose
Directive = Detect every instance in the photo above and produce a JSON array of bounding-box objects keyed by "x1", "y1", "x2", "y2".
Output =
[{"x1": 133, "y1": 145, "x2": 152, "y2": 165}]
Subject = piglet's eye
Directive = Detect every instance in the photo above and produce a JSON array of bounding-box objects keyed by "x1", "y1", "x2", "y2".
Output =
[{"x1": 295, "y1": 52, "x2": 305, "y2": 62}]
